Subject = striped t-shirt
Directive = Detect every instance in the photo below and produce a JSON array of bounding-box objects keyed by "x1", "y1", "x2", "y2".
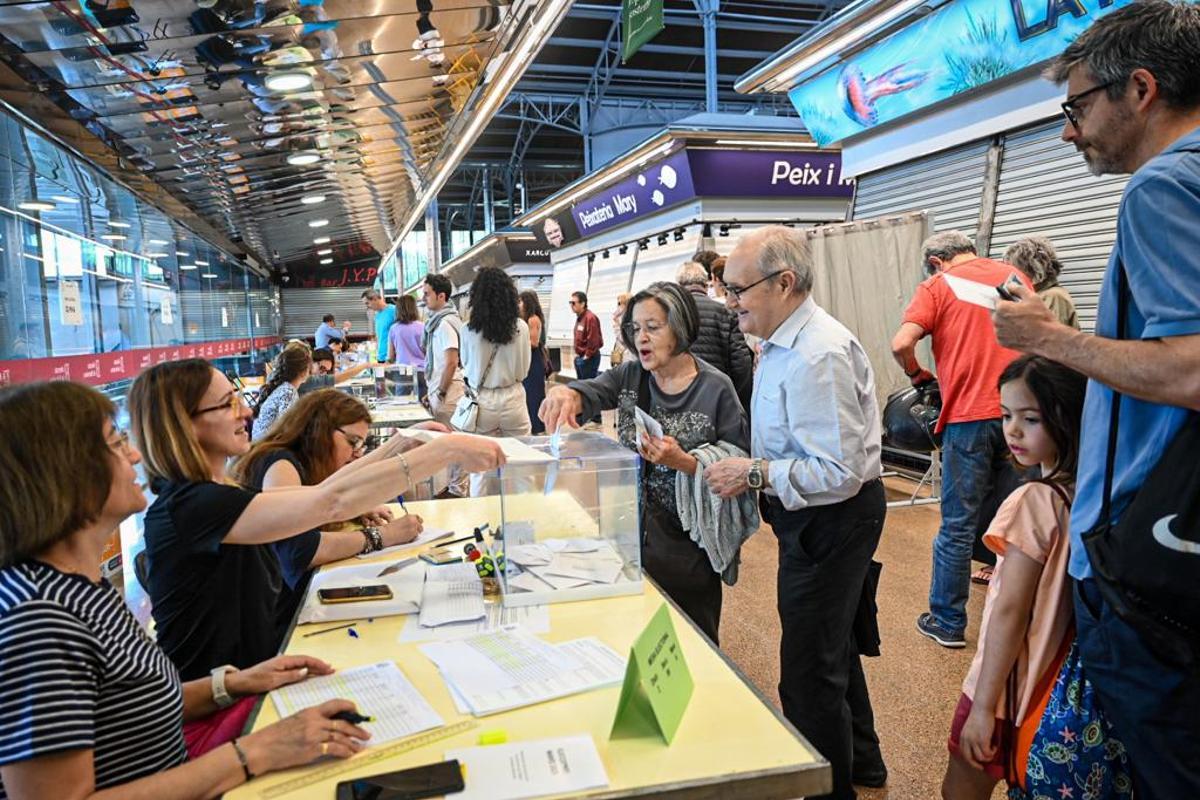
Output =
[{"x1": 0, "y1": 561, "x2": 186, "y2": 797}]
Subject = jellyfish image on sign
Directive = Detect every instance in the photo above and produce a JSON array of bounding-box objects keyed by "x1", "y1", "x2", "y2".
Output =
[
  {"x1": 839, "y1": 63, "x2": 927, "y2": 126},
  {"x1": 658, "y1": 164, "x2": 678, "y2": 189},
  {"x1": 651, "y1": 189, "x2": 665, "y2": 207},
  {"x1": 637, "y1": 174, "x2": 647, "y2": 186}
]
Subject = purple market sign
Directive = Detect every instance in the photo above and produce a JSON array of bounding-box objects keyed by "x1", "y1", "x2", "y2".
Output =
[
  {"x1": 570, "y1": 149, "x2": 697, "y2": 237},
  {"x1": 687, "y1": 149, "x2": 854, "y2": 198}
]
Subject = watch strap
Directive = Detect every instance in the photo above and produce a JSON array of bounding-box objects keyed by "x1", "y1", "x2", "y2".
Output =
[{"x1": 211, "y1": 665, "x2": 236, "y2": 708}]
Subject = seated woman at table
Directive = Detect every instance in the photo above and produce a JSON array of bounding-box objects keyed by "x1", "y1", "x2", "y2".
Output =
[
  {"x1": 230, "y1": 389, "x2": 426, "y2": 603},
  {"x1": 252, "y1": 345, "x2": 311, "y2": 439},
  {"x1": 458, "y1": 266, "x2": 531, "y2": 436},
  {"x1": 540, "y1": 282, "x2": 755, "y2": 644},
  {"x1": 130, "y1": 358, "x2": 505, "y2": 682},
  {"x1": 299, "y1": 347, "x2": 372, "y2": 394},
  {"x1": 0, "y1": 380, "x2": 376, "y2": 799}
]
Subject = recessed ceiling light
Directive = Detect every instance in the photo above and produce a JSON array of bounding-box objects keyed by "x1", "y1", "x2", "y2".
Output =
[
  {"x1": 100, "y1": 234, "x2": 126, "y2": 241},
  {"x1": 200, "y1": 272, "x2": 219, "y2": 279},
  {"x1": 300, "y1": 193, "x2": 326, "y2": 205},
  {"x1": 179, "y1": 264, "x2": 197, "y2": 270},
  {"x1": 313, "y1": 236, "x2": 331, "y2": 244},
  {"x1": 51, "y1": 195, "x2": 79, "y2": 204},
  {"x1": 18, "y1": 200, "x2": 56, "y2": 211},
  {"x1": 176, "y1": 251, "x2": 188, "y2": 257},
  {"x1": 264, "y1": 70, "x2": 314, "y2": 93},
  {"x1": 149, "y1": 238, "x2": 170, "y2": 245},
  {"x1": 287, "y1": 151, "x2": 321, "y2": 166},
  {"x1": 109, "y1": 221, "x2": 131, "y2": 228},
  {"x1": 195, "y1": 260, "x2": 209, "y2": 266},
  {"x1": 308, "y1": 219, "x2": 329, "y2": 228},
  {"x1": 317, "y1": 248, "x2": 333, "y2": 255},
  {"x1": 146, "y1": 252, "x2": 168, "y2": 258},
  {"x1": 320, "y1": 257, "x2": 333, "y2": 265}
]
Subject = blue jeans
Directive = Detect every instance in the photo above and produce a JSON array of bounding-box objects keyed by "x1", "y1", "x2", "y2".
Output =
[
  {"x1": 1075, "y1": 579, "x2": 1200, "y2": 799},
  {"x1": 574, "y1": 353, "x2": 600, "y2": 380},
  {"x1": 928, "y1": 418, "x2": 1014, "y2": 635}
]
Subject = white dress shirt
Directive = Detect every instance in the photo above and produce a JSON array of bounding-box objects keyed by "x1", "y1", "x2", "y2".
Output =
[{"x1": 752, "y1": 296, "x2": 882, "y2": 511}]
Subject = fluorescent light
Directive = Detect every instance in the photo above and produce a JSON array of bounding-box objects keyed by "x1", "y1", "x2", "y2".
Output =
[
  {"x1": 51, "y1": 195, "x2": 79, "y2": 204},
  {"x1": 18, "y1": 200, "x2": 56, "y2": 211},
  {"x1": 100, "y1": 234, "x2": 127, "y2": 241},
  {"x1": 176, "y1": 250, "x2": 188, "y2": 257},
  {"x1": 287, "y1": 151, "x2": 321, "y2": 166},
  {"x1": 200, "y1": 272, "x2": 219, "y2": 279},
  {"x1": 108, "y1": 221, "x2": 131, "y2": 228},
  {"x1": 301, "y1": 194, "x2": 326, "y2": 205},
  {"x1": 179, "y1": 263, "x2": 197, "y2": 270},
  {"x1": 195, "y1": 259, "x2": 209, "y2": 266},
  {"x1": 149, "y1": 238, "x2": 170, "y2": 245},
  {"x1": 313, "y1": 235, "x2": 331, "y2": 244},
  {"x1": 23, "y1": 252, "x2": 44, "y2": 262},
  {"x1": 320, "y1": 258, "x2": 333, "y2": 265},
  {"x1": 308, "y1": 219, "x2": 329, "y2": 228},
  {"x1": 146, "y1": 252, "x2": 169, "y2": 258},
  {"x1": 264, "y1": 70, "x2": 313, "y2": 93},
  {"x1": 317, "y1": 248, "x2": 333, "y2": 255}
]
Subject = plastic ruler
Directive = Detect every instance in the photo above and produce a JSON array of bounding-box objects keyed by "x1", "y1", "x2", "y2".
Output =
[{"x1": 258, "y1": 720, "x2": 478, "y2": 798}]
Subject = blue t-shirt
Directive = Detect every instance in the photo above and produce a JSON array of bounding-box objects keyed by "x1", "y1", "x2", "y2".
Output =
[
  {"x1": 373, "y1": 304, "x2": 396, "y2": 361},
  {"x1": 1070, "y1": 127, "x2": 1200, "y2": 580},
  {"x1": 314, "y1": 321, "x2": 344, "y2": 349}
]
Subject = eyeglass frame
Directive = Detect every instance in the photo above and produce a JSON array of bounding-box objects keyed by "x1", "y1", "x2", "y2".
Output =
[
  {"x1": 336, "y1": 427, "x2": 367, "y2": 454},
  {"x1": 191, "y1": 391, "x2": 243, "y2": 417},
  {"x1": 106, "y1": 427, "x2": 134, "y2": 455},
  {"x1": 621, "y1": 320, "x2": 671, "y2": 340},
  {"x1": 1061, "y1": 81, "x2": 1116, "y2": 132},
  {"x1": 723, "y1": 269, "x2": 785, "y2": 302}
]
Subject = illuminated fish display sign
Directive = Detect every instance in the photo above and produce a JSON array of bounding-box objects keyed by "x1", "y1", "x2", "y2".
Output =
[{"x1": 788, "y1": 0, "x2": 1138, "y2": 146}]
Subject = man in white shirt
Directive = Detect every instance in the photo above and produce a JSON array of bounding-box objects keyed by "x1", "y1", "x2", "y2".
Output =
[
  {"x1": 421, "y1": 273, "x2": 466, "y2": 426},
  {"x1": 706, "y1": 226, "x2": 886, "y2": 800}
]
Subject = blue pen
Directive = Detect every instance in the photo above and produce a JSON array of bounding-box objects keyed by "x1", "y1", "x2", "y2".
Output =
[{"x1": 397, "y1": 495, "x2": 410, "y2": 516}]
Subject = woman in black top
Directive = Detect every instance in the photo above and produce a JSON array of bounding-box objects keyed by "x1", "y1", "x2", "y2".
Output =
[
  {"x1": 130, "y1": 358, "x2": 505, "y2": 680},
  {"x1": 0, "y1": 381, "x2": 375, "y2": 799},
  {"x1": 518, "y1": 290, "x2": 548, "y2": 434},
  {"x1": 540, "y1": 283, "x2": 750, "y2": 643}
]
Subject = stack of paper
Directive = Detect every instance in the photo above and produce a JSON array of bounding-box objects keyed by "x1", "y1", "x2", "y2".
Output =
[
  {"x1": 419, "y1": 630, "x2": 627, "y2": 716},
  {"x1": 508, "y1": 538, "x2": 627, "y2": 592},
  {"x1": 398, "y1": 603, "x2": 550, "y2": 642},
  {"x1": 270, "y1": 661, "x2": 442, "y2": 745},
  {"x1": 447, "y1": 735, "x2": 609, "y2": 800},
  {"x1": 418, "y1": 578, "x2": 485, "y2": 628},
  {"x1": 298, "y1": 559, "x2": 426, "y2": 624}
]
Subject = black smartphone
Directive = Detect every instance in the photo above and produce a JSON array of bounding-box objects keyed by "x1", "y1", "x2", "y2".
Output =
[
  {"x1": 317, "y1": 585, "x2": 393, "y2": 604},
  {"x1": 995, "y1": 273, "x2": 1023, "y2": 302},
  {"x1": 335, "y1": 759, "x2": 465, "y2": 800}
]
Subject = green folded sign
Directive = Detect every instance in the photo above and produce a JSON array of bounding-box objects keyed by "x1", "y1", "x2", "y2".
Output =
[
  {"x1": 621, "y1": 0, "x2": 664, "y2": 62},
  {"x1": 611, "y1": 603, "x2": 693, "y2": 744}
]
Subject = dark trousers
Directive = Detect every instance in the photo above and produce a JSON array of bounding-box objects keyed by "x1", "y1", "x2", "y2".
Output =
[
  {"x1": 770, "y1": 479, "x2": 886, "y2": 800},
  {"x1": 1075, "y1": 579, "x2": 1200, "y2": 799},
  {"x1": 642, "y1": 504, "x2": 722, "y2": 645},
  {"x1": 574, "y1": 354, "x2": 601, "y2": 423}
]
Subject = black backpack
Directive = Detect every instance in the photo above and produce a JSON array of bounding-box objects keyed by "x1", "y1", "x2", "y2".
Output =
[{"x1": 1082, "y1": 260, "x2": 1200, "y2": 662}]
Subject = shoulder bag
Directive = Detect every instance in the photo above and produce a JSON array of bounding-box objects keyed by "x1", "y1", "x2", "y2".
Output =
[{"x1": 450, "y1": 342, "x2": 499, "y2": 432}]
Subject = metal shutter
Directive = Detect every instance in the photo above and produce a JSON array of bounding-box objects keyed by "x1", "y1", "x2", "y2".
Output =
[
  {"x1": 853, "y1": 140, "x2": 991, "y2": 239},
  {"x1": 281, "y1": 287, "x2": 371, "y2": 340},
  {"x1": 989, "y1": 122, "x2": 1127, "y2": 332}
]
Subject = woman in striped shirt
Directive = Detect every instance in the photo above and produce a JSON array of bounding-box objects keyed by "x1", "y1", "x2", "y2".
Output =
[{"x1": 0, "y1": 381, "x2": 374, "y2": 799}]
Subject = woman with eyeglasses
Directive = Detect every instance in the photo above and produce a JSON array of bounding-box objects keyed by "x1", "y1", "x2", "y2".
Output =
[
  {"x1": 130, "y1": 359, "x2": 505, "y2": 681},
  {"x1": 539, "y1": 282, "x2": 753, "y2": 644},
  {"x1": 0, "y1": 381, "x2": 378, "y2": 799},
  {"x1": 230, "y1": 390, "x2": 425, "y2": 615},
  {"x1": 252, "y1": 346, "x2": 312, "y2": 439}
]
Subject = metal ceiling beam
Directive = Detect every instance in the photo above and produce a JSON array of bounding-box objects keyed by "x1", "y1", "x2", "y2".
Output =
[
  {"x1": 524, "y1": 63, "x2": 742, "y2": 81},
  {"x1": 569, "y1": 3, "x2": 816, "y2": 34},
  {"x1": 547, "y1": 36, "x2": 763, "y2": 60},
  {"x1": 694, "y1": 0, "x2": 720, "y2": 113}
]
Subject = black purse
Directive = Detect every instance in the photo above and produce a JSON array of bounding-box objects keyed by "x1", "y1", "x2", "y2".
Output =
[{"x1": 1081, "y1": 259, "x2": 1200, "y2": 661}]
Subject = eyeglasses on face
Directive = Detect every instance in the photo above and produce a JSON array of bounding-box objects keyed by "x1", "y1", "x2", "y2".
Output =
[
  {"x1": 337, "y1": 428, "x2": 367, "y2": 454},
  {"x1": 1061, "y1": 81, "x2": 1115, "y2": 131},
  {"x1": 622, "y1": 321, "x2": 670, "y2": 340},
  {"x1": 723, "y1": 269, "x2": 785, "y2": 301},
  {"x1": 191, "y1": 392, "x2": 243, "y2": 417}
]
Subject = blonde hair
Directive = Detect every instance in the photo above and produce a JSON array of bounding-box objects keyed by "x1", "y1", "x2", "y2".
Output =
[{"x1": 129, "y1": 358, "x2": 217, "y2": 486}]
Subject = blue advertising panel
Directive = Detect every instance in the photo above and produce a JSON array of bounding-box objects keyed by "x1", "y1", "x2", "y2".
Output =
[
  {"x1": 788, "y1": 0, "x2": 1137, "y2": 147},
  {"x1": 570, "y1": 150, "x2": 697, "y2": 237}
]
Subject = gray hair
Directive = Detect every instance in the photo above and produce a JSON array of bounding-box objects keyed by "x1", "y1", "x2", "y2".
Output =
[
  {"x1": 1004, "y1": 236, "x2": 1063, "y2": 289},
  {"x1": 619, "y1": 282, "x2": 699, "y2": 355},
  {"x1": 675, "y1": 261, "x2": 709, "y2": 288},
  {"x1": 1045, "y1": 0, "x2": 1200, "y2": 109},
  {"x1": 747, "y1": 225, "x2": 814, "y2": 295},
  {"x1": 922, "y1": 230, "x2": 977, "y2": 263}
]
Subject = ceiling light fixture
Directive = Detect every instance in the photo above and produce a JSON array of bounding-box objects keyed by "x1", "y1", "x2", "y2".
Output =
[
  {"x1": 200, "y1": 272, "x2": 219, "y2": 279},
  {"x1": 313, "y1": 236, "x2": 331, "y2": 244},
  {"x1": 319, "y1": 258, "x2": 333, "y2": 265},
  {"x1": 287, "y1": 151, "x2": 321, "y2": 166},
  {"x1": 308, "y1": 219, "x2": 329, "y2": 228},
  {"x1": 17, "y1": 200, "x2": 56, "y2": 211},
  {"x1": 317, "y1": 248, "x2": 333, "y2": 255},
  {"x1": 149, "y1": 238, "x2": 170, "y2": 245},
  {"x1": 264, "y1": 70, "x2": 314, "y2": 93},
  {"x1": 100, "y1": 234, "x2": 127, "y2": 241},
  {"x1": 108, "y1": 221, "x2": 131, "y2": 228},
  {"x1": 300, "y1": 193, "x2": 326, "y2": 205},
  {"x1": 179, "y1": 263, "x2": 197, "y2": 270},
  {"x1": 51, "y1": 195, "x2": 79, "y2": 204},
  {"x1": 176, "y1": 250, "x2": 188, "y2": 257},
  {"x1": 195, "y1": 260, "x2": 209, "y2": 266},
  {"x1": 712, "y1": 139, "x2": 819, "y2": 148},
  {"x1": 146, "y1": 252, "x2": 168, "y2": 258}
]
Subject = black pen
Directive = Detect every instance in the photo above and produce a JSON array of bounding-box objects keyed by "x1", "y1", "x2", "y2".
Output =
[{"x1": 332, "y1": 711, "x2": 375, "y2": 724}]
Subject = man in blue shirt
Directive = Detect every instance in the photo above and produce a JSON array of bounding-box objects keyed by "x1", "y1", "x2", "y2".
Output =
[
  {"x1": 313, "y1": 314, "x2": 349, "y2": 349},
  {"x1": 994, "y1": 4, "x2": 1200, "y2": 795},
  {"x1": 360, "y1": 289, "x2": 395, "y2": 362}
]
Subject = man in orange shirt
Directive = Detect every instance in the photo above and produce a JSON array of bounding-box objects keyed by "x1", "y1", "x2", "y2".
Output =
[{"x1": 892, "y1": 231, "x2": 1030, "y2": 648}]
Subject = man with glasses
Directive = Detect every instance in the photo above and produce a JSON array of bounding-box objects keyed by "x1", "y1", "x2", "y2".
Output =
[
  {"x1": 993, "y1": 3, "x2": 1200, "y2": 795},
  {"x1": 891, "y1": 231, "x2": 1030, "y2": 649},
  {"x1": 570, "y1": 291, "x2": 603, "y2": 380},
  {"x1": 676, "y1": 260, "x2": 754, "y2": 416},
  {"x1": 705, "y1": 226, "x2": 887, "y2": 800}
]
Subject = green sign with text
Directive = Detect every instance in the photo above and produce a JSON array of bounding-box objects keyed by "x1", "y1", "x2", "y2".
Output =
[
  {"x1": 610, "y1": 603, "x2": 693, "y2": 744},
  {"x1": 621, "y1": 0, "x2": 664, "y2": 62}
]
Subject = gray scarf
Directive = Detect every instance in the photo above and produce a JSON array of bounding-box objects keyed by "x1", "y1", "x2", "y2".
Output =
[{"x1": 422, "y1": 306, "x2": 461, "y2": 377}]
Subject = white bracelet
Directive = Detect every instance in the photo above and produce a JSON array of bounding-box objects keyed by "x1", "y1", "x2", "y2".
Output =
[{"x1": 396, "y1": 451, "x2": 413, "y2": 489}]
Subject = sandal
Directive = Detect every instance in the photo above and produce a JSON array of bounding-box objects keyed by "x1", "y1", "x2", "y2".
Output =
[{"x1": 971, "y1": 565, "x2": 994, "y2": 585}]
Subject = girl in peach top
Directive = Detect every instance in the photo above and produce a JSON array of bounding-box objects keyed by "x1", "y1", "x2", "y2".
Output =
[{"x1": 942, "y1": 355, "x2": 1129, "y2": 799}]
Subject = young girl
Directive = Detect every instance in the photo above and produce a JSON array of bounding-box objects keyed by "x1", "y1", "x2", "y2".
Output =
[{"x1": 942, "y1": 355, "x2": 1131, "y2": 799}]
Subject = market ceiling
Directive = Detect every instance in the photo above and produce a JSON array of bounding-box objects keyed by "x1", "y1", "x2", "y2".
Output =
[{"x1": 0, "y1": 0, "x2": 848, "y2": 274}]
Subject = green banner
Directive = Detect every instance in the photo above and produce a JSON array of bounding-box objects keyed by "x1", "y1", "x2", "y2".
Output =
[{"x1": 622, "y1": 0, "x2": 664, "y2": 62}]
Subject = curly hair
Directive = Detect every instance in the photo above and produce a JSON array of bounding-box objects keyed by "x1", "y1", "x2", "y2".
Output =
[
  {"x1": 254, "y1": 346, "x2": 312, "y2": 418},
  {"x1": 1004, "y1": 236, "x2": 1063, "y2": 290},
  {"x1": 466, "y1": 266, "x2": 520, "y2": 344}
]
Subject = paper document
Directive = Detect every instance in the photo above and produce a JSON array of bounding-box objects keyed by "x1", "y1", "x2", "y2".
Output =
[
  {"x1": 399, "y1": 602, "x2": 550, "y2": 642},
  {"x1": 298, "y1": 559, "x2": 425, "y2": 624},
  {"x1": 269, "y1": 661, "x2": 442, "y2": 745},
  {"x1": 544, "y1": 553, "x2": 624, "y2": 585},
  {"x1": 356, "y1": 526, "x2": 454, "y2": 558},
  {"x1": 634, "y1": 406, "x2": 664, "y2": 447},
  {"x1": 521, "y1": 567, "x2": 593, "y2": 591},
  {"x1": 506, "y1": 543, "x2": 553, "y2": 566},
  {"x1": 943, "y1": 273, "x2": 1001, "y2": 310},
  {"x1": 419, "y1": 579, "x2": 486, "y2": 628},
  {"x1": 446, "y1": 734, "x2": 609, "y2": 800}
]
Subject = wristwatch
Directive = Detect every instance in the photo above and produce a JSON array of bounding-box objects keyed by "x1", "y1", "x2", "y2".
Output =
[
  {"x1": 747, "y1": 459, "x2": 766, "y2": 491},
  {"x1": 211, "y1": 664, "x2": 237, "y2": 708}
]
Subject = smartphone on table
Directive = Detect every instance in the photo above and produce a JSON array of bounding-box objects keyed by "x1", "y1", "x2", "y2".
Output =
[
  {"x1": 335, "y1": 759, "x2": 465, "y2": 800},
  {"x1": 317, "y1": 585, "x2": 393, "y2": 604}
]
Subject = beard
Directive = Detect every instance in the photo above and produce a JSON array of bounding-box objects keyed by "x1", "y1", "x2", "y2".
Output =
[{"x1": 1078, "y1": 105, "x2": 1137, "y2": 176}]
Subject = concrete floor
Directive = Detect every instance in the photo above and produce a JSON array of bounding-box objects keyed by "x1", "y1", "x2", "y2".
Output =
[{"x1": 720, "y1": 479, "x2": 1002, "y2": 800}]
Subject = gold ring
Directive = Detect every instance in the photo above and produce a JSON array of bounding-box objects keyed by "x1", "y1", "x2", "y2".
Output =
[{"x1": 321, "y1": 742, "x2": 329, "y2": 756}]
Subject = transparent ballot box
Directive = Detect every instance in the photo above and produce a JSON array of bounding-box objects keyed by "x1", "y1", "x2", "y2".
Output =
[{"x1": 490, "y1": 431, "x2": 642, "y2": 607}]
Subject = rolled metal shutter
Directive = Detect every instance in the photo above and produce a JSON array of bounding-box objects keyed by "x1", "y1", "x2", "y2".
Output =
[
  {"x1": 281, "y1": 287, "x2": 371, "y2": 340},
  {"x1": 988, "y1": 121, "x2": 1128, "y2": 332},
  {"x1": 853, "y1": 140, "x2": 991, "y2": 239}
]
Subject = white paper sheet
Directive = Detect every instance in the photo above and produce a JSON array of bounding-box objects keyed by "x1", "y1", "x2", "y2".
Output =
[
  {"x1": 355, "y1": 526, "x2": 454, "y2": 558},
  {"x1": 269, "y1": 661, "x2": 442, "y2": 745},
  {"x1": 522, "y1": 566, "x2": 593, "y2": 590},
  {"x1": 506, "y1": 543, "x2": 553, "y2": 566},
  {"x1": 634, "y1": 406, "x2": 664, "y2": 447},
  {"x1": 398, "y1": 602, "x2": 550, "y2": 642},
  {"x1": 446, "y1": 735, "x2": 609, "y2": 800},
  {"x1": 418, "y1": 579, "x2": 486, "y2": 627},
  {"x1": 543, "y1": 553, "x2": 623, "y2": 585},
  {"x1": 298, "y1": 559, "x2": 426, "y2": 624}
]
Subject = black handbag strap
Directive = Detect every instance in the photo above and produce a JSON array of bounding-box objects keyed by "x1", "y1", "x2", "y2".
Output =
[
  {"x1": 1098, "y1": 258, "x2": 1129, "y2": 525},
  {"x1": 636, "y1": 367, "x2": 653, "y2": 482}
]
